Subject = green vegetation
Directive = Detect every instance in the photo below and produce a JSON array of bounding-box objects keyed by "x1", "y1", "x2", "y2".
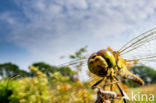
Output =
[
  {"x1": 0, "y1": 63, "x2": 29, "y2": 79},
  {"x1": 0, "y1": 66, "x2": 94, "y2": 103},
  {"x1": 0, "y1": 47, "x2": 156, "y2": 103}
]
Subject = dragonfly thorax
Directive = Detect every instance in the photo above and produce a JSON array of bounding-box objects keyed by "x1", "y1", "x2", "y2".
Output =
[{"x1": 88, "y1": 49, "x2": 116, "y2": 77}]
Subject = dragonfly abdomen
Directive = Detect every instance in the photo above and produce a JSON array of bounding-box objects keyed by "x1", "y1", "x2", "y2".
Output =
[{"x1": 125, "y1": 70, "x2": 144, "y2": 86}]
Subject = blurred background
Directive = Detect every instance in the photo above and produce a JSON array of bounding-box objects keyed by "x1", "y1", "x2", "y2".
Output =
[{"x1": 0, "y1": 0, "x2": 156, "y2": 103}]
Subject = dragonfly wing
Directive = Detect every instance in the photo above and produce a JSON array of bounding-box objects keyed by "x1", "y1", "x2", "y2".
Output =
[
  {"x1": 119, "y1": 27, "x2": 156, "y2": 67},
  {"x1": 119, "y1": 27, "x2": 156, "y2": 54},
  {"x1": 88, "y1": 72, "x2": 104, "y2": 87},
  {"x1": 57, "y1": 58, "x2": 88, "y2": 67}
]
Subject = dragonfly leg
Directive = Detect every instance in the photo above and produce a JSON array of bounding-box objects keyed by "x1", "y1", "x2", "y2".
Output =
[
  {"x1": 110, "y1": 79, "x2": 115, "y2": 103},
  {"x1": 102, "y1": 77, "x2": 108, "y2": 90},
  {"x1": 110, "y1": 79, "x2": 113, "y2": 91},
  {"x1": 91, "y1": 78, "x2": 104, "y2": 89},
  {"x1": 102, "y1": 79, "x2": 120, "y2": 89},
  {"x1": 102, "y1": 77, "x2": 118, "y2": 90},
  {"x1": 114, "y1": 76, "x2": 127, "y2": 103}
]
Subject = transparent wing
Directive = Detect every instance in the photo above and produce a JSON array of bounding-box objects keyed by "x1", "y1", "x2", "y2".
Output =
[
  {"x1": 119, "y1": 27, "x2": 156, "y2": 66},
  {"x1": 57, "y1": 58, "x2": 88, "y2": 67},
  {"x1": 87, "y1": 72, "x2": 104, "y2": 87}
]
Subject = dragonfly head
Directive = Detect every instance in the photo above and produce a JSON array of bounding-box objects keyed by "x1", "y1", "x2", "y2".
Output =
[
  {"x1": 97, "y1": 49, "x2": 116, "y2": 68},
  {"x1": 88, "y1": 49, "x2": 116, "y2": 76}
]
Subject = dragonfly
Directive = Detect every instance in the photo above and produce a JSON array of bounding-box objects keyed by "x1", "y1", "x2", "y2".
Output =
[{"x1": 59, "y1": 27, "x2": 156, "y2": 103}]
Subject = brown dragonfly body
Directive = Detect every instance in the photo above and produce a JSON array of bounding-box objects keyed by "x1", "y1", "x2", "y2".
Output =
[{"x1": 88, "y1": 48, "x2": 144, "y2": 86}]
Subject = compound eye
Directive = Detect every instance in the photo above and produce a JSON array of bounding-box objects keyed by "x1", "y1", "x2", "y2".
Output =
[{"x1": 97, "y1": 50, "x2": 116, "y2": 68}]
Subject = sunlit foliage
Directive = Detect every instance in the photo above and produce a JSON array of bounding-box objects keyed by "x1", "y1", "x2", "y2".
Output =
[{"x1": 0, "y1": 66, "x2": 94, "y2": 103}]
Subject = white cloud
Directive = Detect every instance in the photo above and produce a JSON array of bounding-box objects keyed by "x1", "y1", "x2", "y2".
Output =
[
  {"x1": 0, "y1": 12, "x2": 16, "y2": 25},
  {"x1": 1, "y1": 0, "x2": 156, "y2": 70}
]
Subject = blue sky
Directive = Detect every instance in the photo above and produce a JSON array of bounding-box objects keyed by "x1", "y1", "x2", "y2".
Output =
[{"x1": 0, "y1": 0, "x2": 156, "y2": 72}]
